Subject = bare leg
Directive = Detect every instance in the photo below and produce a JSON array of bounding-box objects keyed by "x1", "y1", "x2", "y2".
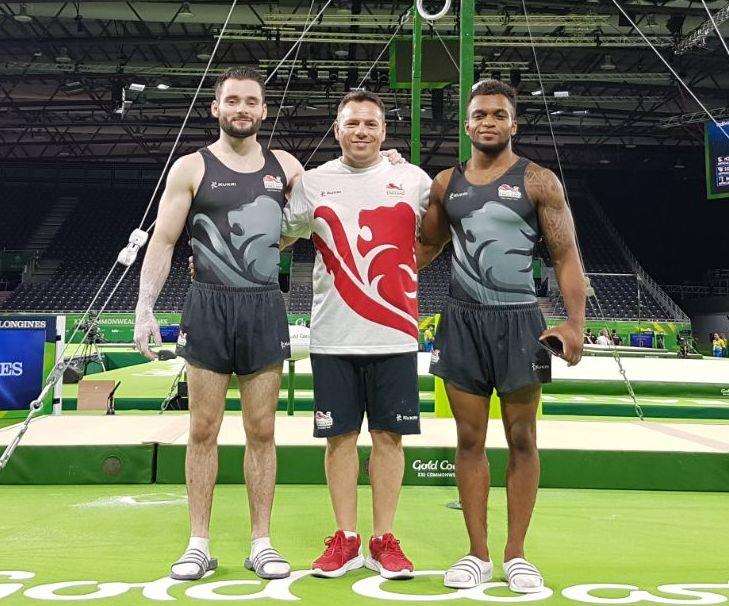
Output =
[
  {"x1": 186, "y1": 363, "x2": 229, "y2": 539},
  {"x1": 447, "y1": 382, "x2": 491, "y2": 561},
  {"x1": 369, "y1": 430, "x2": 404, "y2": 537},
  {"x1": 325, "y1": 431, "x2": 359, "y2": 531},
  {"x1": 500, "y1": 385, "x2": 541, "y2": 561},
  {"x1": 238, "y1": 363, "x2": 282, "y2": 540}
]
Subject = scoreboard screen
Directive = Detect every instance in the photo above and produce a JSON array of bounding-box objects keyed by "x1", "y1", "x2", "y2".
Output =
[{"x1": 705, "y1": 120, "x2": 729, "y2": 200}]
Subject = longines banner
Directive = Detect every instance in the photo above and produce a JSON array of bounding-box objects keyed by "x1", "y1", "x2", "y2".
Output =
[{"x1": 0, "y1": 316, "x2": 56, "y2": 411}]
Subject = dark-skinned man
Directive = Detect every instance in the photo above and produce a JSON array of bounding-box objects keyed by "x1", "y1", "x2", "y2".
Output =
[{"x1": 418, "y1": 79, "x2": 586, "y2": 593}]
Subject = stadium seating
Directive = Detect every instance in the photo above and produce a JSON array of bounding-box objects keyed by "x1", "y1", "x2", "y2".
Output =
[
  {"x1": 0, "y1": 185, "x2": 57, "y2": 250},
  {"x1": 0, "y1": 185, "x2": 680, "y2": 321},
  {"x1": 548, "y1": 274, "x2": 671, "y2": 320},
  {"x1": 288, "y1": 281, "x2": 313, "y2": 313},
  {"x1": 3, "y1": 186, "x2": 191, "y2": 312}
]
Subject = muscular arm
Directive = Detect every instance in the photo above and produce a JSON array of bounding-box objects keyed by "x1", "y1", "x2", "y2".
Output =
[
  {"x1": 134, "y1": 156, "x2": 195, "y2": 357},
  {"x1": 273, "y1": 149, "x2": 304, "y2": 250},
  {"x1": 417, "y1": 169, "x2": 452, "y2": 270},
  {"x1": 526, "y1": 163, "x2": 586, "y2": 363}
]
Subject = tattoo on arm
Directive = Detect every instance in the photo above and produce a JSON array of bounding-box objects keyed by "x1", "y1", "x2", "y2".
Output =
[
  {"x1": 527, "y1": 163, "x2": 586, "y2": 325},
  {"x1": 526, "y1": 164, "x2": 577, "y2": 261}
]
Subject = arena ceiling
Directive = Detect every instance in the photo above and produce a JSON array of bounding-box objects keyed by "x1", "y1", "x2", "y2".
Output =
[{"x1": 0, "y1": 0, "x2": 727, "y2": 173}]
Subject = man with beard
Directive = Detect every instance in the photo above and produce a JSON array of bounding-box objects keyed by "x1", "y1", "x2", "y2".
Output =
[
  {"x1": 418, "y1": 80, "x2": 586, "y2": 592},
  {"x1": 134, "y1": 67, "x2": 303, "y2": 582}
]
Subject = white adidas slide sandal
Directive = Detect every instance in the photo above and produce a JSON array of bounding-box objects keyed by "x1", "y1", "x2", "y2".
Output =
[
  {"x1": 244, "y1": 547, "x2": 291, "y2": 580},
  {"x1": 444, "y1": 555, "x2": 493, "y2": 589},
  {"x1": 503, "y1": 557, "x2": 544, "y2": 593},
  {"x1": 170, "y1": 548, "x2": 218, "y2": 581}
]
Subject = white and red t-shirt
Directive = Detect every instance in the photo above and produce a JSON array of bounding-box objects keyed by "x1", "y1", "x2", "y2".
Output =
[{"x1": 282, "y1": 157, "x2": 432, "y2": 354}]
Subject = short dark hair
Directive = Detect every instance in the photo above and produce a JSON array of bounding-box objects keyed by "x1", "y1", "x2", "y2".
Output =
[
  {"x1": 468, "y1": 79, "x2": 517, "y2": 117},
  {"x1": 214, "y1": 67, "x2": 266, "y2": 103},
  {"x1": 337, "y1": 89, "x2": 385, "y2": 118}
]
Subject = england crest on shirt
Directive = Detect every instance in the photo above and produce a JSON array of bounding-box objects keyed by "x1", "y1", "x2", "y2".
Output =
[
  {"x1": 263, "y1": 174, "x2": 284, "y2": 191},
  {"x1": 498, "y1": 184, "x2": 522, "y2": 200}
]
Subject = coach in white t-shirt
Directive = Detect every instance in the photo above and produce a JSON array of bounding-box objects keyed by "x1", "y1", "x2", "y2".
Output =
[{"x1": 282, "y1": 90, "x2": 431, "y2": 581}]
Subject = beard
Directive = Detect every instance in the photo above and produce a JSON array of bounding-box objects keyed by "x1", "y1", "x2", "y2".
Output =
[
  {"x1": 219, "y1": 115, "x2": 262, "y2": 139},
  {"x1": 471, "y1": 135, "x2": 510, "y2": 155}
]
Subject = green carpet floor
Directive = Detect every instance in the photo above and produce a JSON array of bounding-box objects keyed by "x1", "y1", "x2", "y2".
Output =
[{"x1": 1, "y1": 485, "x2": 727, "y2": 605}]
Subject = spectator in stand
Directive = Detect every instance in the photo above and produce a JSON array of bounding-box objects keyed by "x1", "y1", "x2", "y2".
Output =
[
  {"x1": 584, "y1": 328, "x2": 596, "y2": 345},
  {"x1": 721, "y1": 333, "x2": 728, "y2": 358},
  {"x1": 423, "y1": 326, "x2": 435, "y2": 352},
  {"x1": 712, "y1": 333, "x2": 724, "y2": 358},
  {"x1": 596, "y1": 329, "x2": 611, "y2": 347},
  {"x1": 610, "y1": 329, "x2": 621, "y2": 346}
]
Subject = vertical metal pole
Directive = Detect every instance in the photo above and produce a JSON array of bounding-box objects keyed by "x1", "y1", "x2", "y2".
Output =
[
  {"x1": 286, "y1": 359, "x2": 295, "y2": 415},
  {"x1": 459, "y1": 0, "x2": 475, "y2": 162},
  {"x1": 411, "y1": 5, "x2": 422, "y2": 166}
]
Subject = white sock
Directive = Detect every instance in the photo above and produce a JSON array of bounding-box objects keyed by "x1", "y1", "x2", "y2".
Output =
[
  {"x1": 373, "y1": 535, "x2": 383, "y2": 541},
  {"x1": 343, "y1": 530, "x2": 358, "y2": 539},
  {"x1": 251, "y1": 537, "x2": 272, "y2": 558},
  {"x1": 250, "y1": 537, "x2": 289, "y2": 576},
  {"x1": 171, "y1": 536, "x2": 210, "y2": 577},
  {"x1": 189, "y1": 536, "x2": 210, "y2": 555}
]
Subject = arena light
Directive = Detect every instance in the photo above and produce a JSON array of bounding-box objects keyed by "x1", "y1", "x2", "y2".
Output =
[
  {"x1": 14, "y1": 3, "x2": 32, "y2": 23},
  {"x1": 55, "y1": 48, "x2": 72, "y2": 64},
  {"x1": 600, "y1": 54, "x2": 616, "y2": 71},
  {"x1": 179, "y1": 1, "x2": 194, "y2": 18},
  {"x1": 64, "y1": 80, "x2": 84, "y2": 93},
  {"x1": 554, "y1": 90, "x2": 570, "y2": 98},
  {"x1": 156, "y1": 83, "x2": 170, "y2": 90}
]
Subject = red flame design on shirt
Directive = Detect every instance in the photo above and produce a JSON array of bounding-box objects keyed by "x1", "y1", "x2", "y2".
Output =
[{"x1": 312, "y1": 202, "x2": 418, "y2": 338}]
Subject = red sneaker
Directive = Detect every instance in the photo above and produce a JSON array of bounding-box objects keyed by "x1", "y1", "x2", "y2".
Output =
[
  {"x1": 312, "y1": 530, "x2": 364, "y2": 578},
  {"x1": 366, "y1": 533, "x2": 414, "y2": 579}
]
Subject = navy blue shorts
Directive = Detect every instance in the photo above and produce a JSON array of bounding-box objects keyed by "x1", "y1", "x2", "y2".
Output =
[
  {"x1": 429, "y1": 298, "x2": 551, "y2": 397},
  {"x1": 311, "y1": 352, "x2": 420, "y2": 438},
  {"x1": 176, "y1": 281, "x2": 290, "y2": 376}
]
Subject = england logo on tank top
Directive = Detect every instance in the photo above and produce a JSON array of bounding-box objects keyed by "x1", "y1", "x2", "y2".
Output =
[
  {"x1": 263, "y1": 174, "x2": 283, "y2": 191},
  {"x1": 497, "y1": 183, "x2": 522, "y2": 199}
]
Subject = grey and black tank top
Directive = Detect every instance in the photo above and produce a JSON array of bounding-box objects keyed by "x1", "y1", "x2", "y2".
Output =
[
  {"x1": 188, "y1": 147, "x2": 287, "y2": 288},
  {"x1": 443, "y1": 156, "x2": 540, "y2": 305}
]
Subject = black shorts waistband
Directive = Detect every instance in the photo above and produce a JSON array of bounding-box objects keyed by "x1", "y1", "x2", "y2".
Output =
[
  {"x1": 191, "y1": 280, "x2": 279, "y2": 294},
  {"x1": 445, "y1": 297, "x2": 540, "y2": 313}
]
